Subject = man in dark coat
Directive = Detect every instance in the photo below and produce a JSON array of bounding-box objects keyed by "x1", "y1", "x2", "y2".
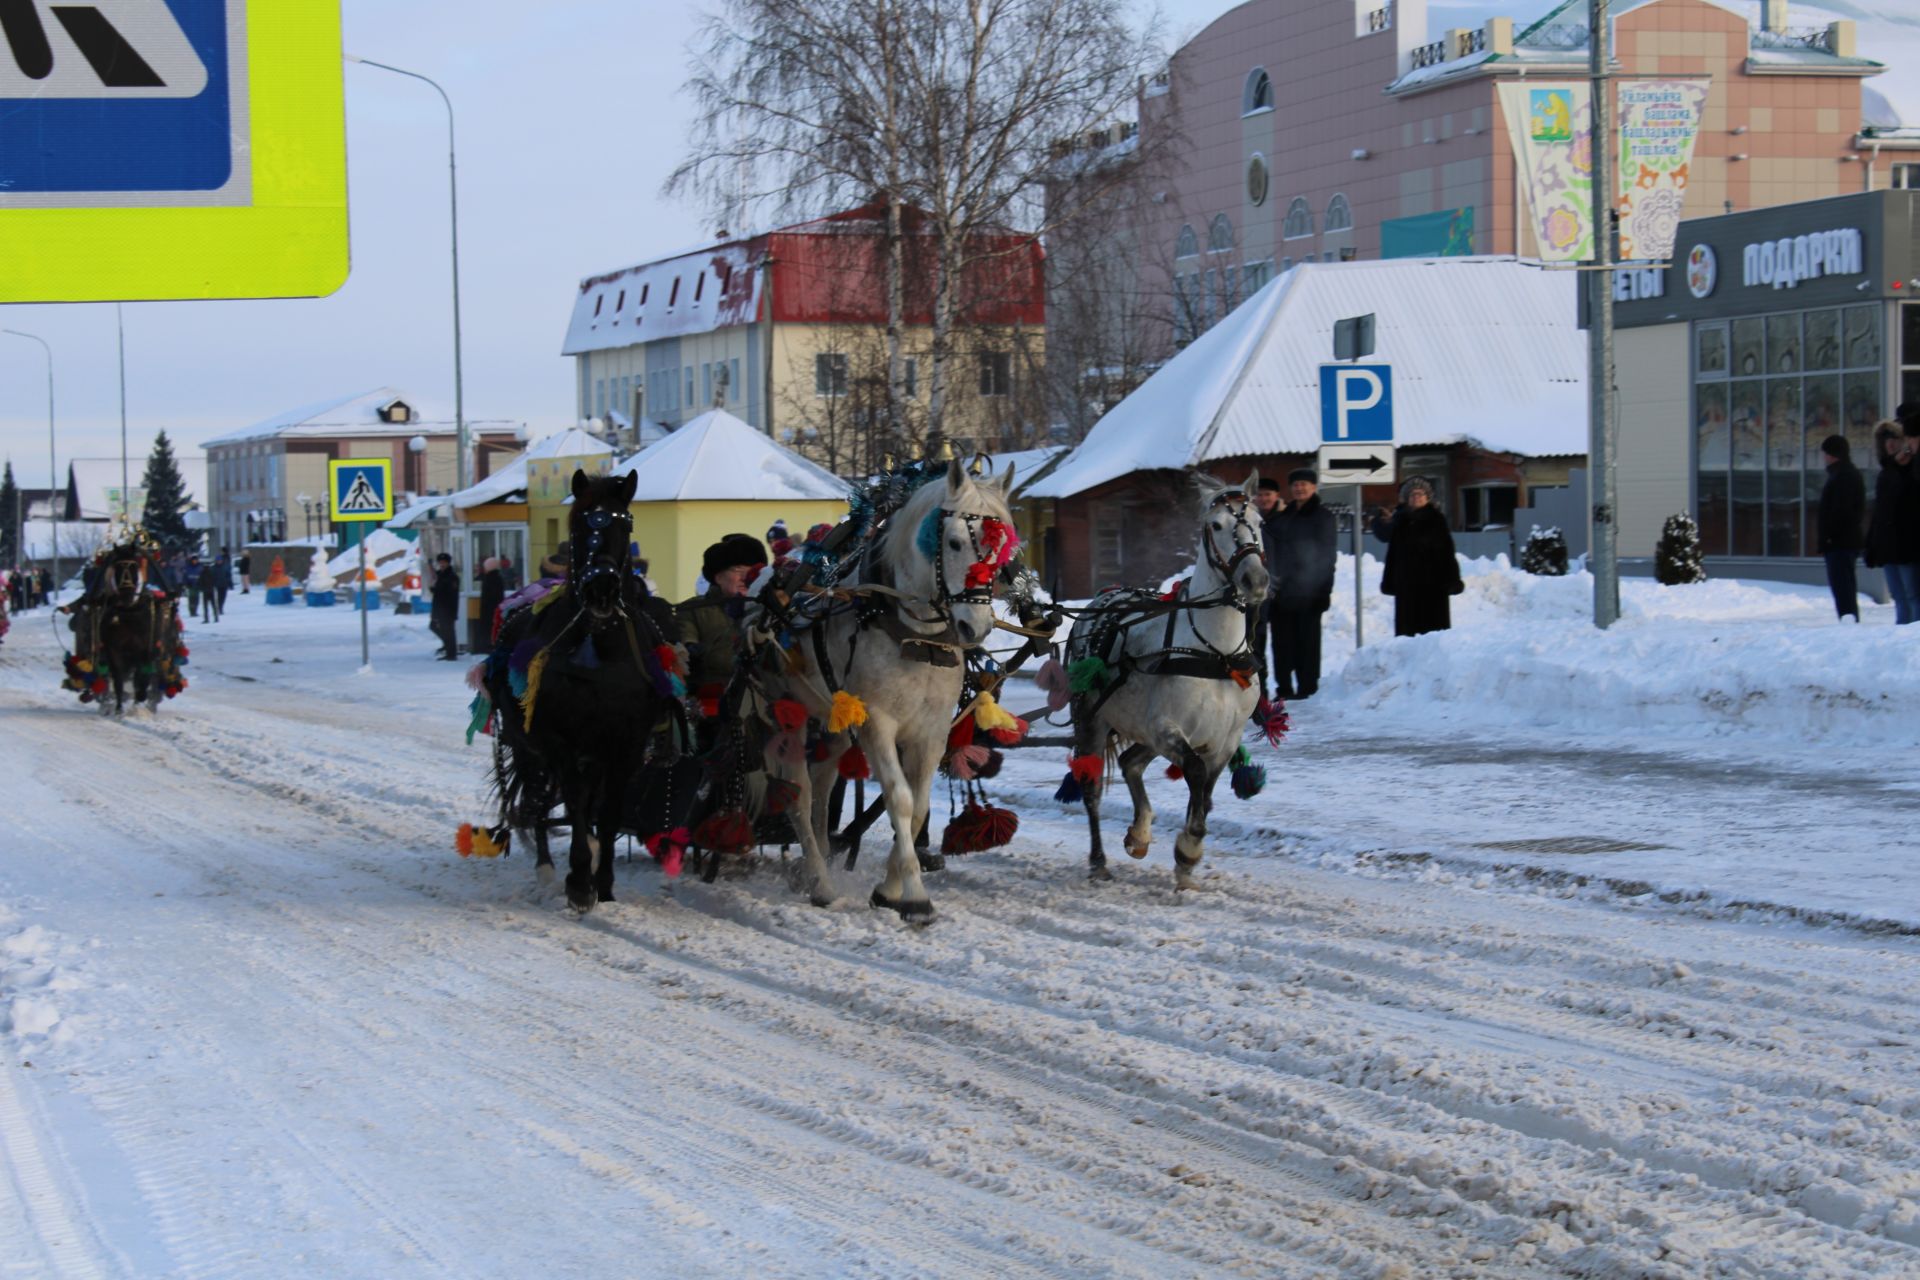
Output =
[
  {"x1": 1268, "y1": 468, "x2": 1337, "y2": 699},
  {"x1": 429, "y1": 552, "x2": 460, "y2": 660},
  {"x1": 1816, "y1": 433, "x2": 1865, "y2": 622},
  {"x1": 1249, "y1": 476, "x2": 1285, "y2": 697},
  {"x1": 678, "y1": 534, "x2": 767, "y2": 746},
  {"x1": 1380, "y1": 477, "x2": 1463, "y2": 637},
  {"x1": 477, "y1": 557, "x2": 507, "y2": 649},
  {"x1": 1865, "y1": 420, "x2": 1918, "y2": 626}
]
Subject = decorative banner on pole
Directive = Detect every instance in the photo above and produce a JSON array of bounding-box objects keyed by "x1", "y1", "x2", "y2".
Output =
[
  {"x1": 1498, "y1": 82, "x2": 1594, "y2": 263},
  {"x1": 1614, "y1": 79, "x2": 1709, "y2": 263}
]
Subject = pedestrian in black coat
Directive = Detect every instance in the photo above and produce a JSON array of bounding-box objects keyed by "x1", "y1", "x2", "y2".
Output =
[
  {"x1": 1865, "y1": 420, "x2": 1919, "y2": 625},
  {"x1": 1269, "y1": 470, "x2": 1337, "y2": 698},
  {"x1": 1816, "y1": 433, "x2": 1865, "y2": 621},
  {"x1": 1380, "y1": 477, "x2": 1463, "y2": 637},
  {"x1": 477, "y1": 558, "x2": 507, "y2": 650},
  {"x1": 429, "y1": 553, "x2": 460, "y2": 660},
  {"x1": 1249, "y1": 476, "x2": 1286, "y2": 698}
]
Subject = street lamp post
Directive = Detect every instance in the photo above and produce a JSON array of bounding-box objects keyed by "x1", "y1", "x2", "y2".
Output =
[
  {"x1": 345, "y1": 54, "x2": 469, "y2": 492},
  {"x1": 2, "y1": 329, "x2": 58, "y2": 599}
]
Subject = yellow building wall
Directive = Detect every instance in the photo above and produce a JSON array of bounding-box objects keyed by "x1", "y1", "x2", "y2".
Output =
[{"x1": 635, "y1": 498, "x2": 848, "y2": 602}]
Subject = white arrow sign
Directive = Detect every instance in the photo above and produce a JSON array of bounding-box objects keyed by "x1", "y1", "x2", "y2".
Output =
[{"x1": 1316, "y1": 444, "x2": 1396, "y2": 486}]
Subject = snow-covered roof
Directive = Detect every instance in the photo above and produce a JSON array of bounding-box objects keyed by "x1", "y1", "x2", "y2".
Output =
[
  {"x1": 611, "y1": 409, "x2": 847, "y2": 502},
  {"x1": 201, "y1": 387, "x2": 522, "y2": 448},
  {"x1": 1025, "y1": 257, "x2": 1586, "y2": 501},
  {"x1": 325, "y1": 529, "x2": 417, "y2": 580},
  {"x1": 67, "y1": 456, "x2": 206, "y2": 519},
  {"x1": 386, "y1": 457, "x2": 529, "y2": 528},
  {"x1": 979, "y1": 446, "x2": 1068, "y2": 496},
  {"x1": 562, "y1": 241, "x2": 763, "y2": 357},
  {"x1": 524, "y1": 427, "x2": 614, "y2": 460}
]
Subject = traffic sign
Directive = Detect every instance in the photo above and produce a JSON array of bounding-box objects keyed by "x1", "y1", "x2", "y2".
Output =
[
  {"x1": 1316, "y1": 444, "x2": 1396, "y2": 487},
  {"x1": 0, "y1": 0, "x2": 348, "y2": 302},
  {"x1": 1319, "y1": 365, "x2": 1393, "y2": 444},
  {"x1": 329, "y1": 459, "x2": 393, "y2": 523}
]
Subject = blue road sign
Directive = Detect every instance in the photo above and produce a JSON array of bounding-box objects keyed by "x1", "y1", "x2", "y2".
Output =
[
  {"x1": 329, "y1": 459, "x2": 393, "y2": 523},
  {"x1": 1, "y1": 0, "x2": 240, "y2": 203},
  {"x1": 1319, "y1": 365, "x2": 1394, "y2": 444}
]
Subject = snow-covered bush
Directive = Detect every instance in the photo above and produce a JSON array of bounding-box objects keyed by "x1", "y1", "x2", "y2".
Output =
[
  {"x1": 1519, "y1": 526, "x2": 1569, "y2": 577},
  {"x1": 1654, "y1": 513, "x2": 1707, "y2": 585}
]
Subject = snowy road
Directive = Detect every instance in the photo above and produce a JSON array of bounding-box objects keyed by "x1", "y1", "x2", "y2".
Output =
[{"x1": 2, "y1": 602, "x2": 1918, "y2": 1278}]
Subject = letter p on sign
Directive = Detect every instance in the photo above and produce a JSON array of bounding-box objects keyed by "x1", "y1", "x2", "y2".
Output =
[{"x1": 1319, "y1": 365, "x2": 1394, "y2": 444}]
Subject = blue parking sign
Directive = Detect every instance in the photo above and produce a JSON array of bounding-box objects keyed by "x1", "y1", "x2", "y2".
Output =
[
  {"x1": 1, "y1": 0, "x2": 241, "y2": 204},
  {"x1": 1319, "y1": 365, "x2": 1394, "y2": 444}
]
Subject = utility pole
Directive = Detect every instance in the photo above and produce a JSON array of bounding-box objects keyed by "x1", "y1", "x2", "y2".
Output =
[{"x1": 1588, "y1": 0, "x2": 1620, "y2": 627}]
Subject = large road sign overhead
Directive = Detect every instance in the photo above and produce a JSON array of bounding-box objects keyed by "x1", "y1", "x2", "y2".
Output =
[
  {"x1": 0, "y1": 0, "x2": 348, "y2": 302},
  {"x1": 329, "y1": 459, "x2": 392, "y2": 523}
]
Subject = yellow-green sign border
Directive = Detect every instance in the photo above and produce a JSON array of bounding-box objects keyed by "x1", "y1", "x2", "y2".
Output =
[
  {"x1": 329, "y1": 458, "x2": 394, "y2": 523},
  {"x1": 0, "y1": 0, "x2": 349, "y2": 303}
]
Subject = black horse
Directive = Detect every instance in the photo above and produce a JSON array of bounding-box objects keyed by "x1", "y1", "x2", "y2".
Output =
[
  {"x1": 486, "y1": 470, "x2": 678, "y2": 912},
  {"x1": 69, "y1": 546, "x2": 184, "y2": 714}
]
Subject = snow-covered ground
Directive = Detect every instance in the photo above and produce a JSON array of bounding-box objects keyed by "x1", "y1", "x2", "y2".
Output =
[{"x1": 1, "y1": 573, "x2": 1917, "y2": 1279}]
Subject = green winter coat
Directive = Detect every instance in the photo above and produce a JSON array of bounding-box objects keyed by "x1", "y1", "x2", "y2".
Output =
[{"x1": 676, "y1": 588, "x2": 740, "y2": 690}]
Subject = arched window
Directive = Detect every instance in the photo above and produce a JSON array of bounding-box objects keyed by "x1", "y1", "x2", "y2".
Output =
[
  {"x1": 1242, "y1": 68, "x2": 1273, "y2": 115},
  {"x1": 1283, "y1": 197, "x2": 1313, "y2": 240},
  {"x1": 1208, "y1": 214, "x2": 1234, "y2": 254},
  {"x1": 1325, "y1": 193, "x2": 1353, "y2": 233},
  {"x1": 1175, "y1": 224, "x2": 1198, "y2": 259}
]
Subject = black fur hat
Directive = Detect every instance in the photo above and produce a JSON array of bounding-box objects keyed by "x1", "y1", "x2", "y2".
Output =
[{"x1": 702, "y1": 533, "x2": 768, "y2": 581}]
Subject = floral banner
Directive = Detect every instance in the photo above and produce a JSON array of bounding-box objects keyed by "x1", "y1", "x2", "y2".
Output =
[
  {"x1": 1498, "y1": 82, "x2": 1593, "y2": 263},
  {"x1": 1615, "y1": 79, "x2": 1709, "y2": 262}
]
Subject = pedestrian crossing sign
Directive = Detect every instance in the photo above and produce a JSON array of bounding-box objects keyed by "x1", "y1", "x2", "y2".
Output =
[
  {"x1": 0, "y1": 0, "x2": 349, "y2": 302},
  {"x1": 329, "y1": 459, "x2": 393, "y2": 523}
]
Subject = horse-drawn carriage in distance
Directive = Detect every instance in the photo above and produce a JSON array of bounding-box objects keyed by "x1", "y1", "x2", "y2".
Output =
[
  {"x1": 60, "y1": 528, "x2": 190, "y2": 714},
  {"x1": 460, "y1": 449, "x2": 1285, "y2": 923}
]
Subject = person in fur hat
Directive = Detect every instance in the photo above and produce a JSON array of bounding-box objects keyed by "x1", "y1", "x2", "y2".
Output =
[
  {"x1": 1379, "y1": 477, "x2": 1463, "y2": 637},
  {"x1": 677, "y1": 533, "x2": 768, "y2": 699},
  {"x1": 1267, "y1": 468, "x2": 1337, "y2": 698}
]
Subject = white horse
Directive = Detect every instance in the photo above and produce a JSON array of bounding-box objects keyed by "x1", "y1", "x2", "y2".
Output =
[
  {"x1": 1064, "y1": 472, "x2": 1269, "y2": 888},
  {"x1": 756, "y1": 460, "x2": 1016, "y2": 923}
]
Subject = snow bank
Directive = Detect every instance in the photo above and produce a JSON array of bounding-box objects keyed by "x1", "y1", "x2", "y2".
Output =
[{"x1": 1325, "y1": 557, "x2": 1918, "y2": 747}]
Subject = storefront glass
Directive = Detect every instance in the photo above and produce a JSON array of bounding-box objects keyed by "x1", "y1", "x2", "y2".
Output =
[
  {"x1": 1695, "y1": 304, "x2": 1882, "y2": 558},
  {"x1": 1903, "y1": 301, "x2": 1920, "y2": 413}
]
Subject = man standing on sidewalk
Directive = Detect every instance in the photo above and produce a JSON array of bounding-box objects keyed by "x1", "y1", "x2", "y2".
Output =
[
  {"x1": 429, "y1": 552, "x2": 460, "y2": 660},
  {"x1": 1817, "y1": 433, "x2": 1865, "y2": 622},
  {"x1": 1268, "y1": 468, "x2": 1338, "y2": 700}
]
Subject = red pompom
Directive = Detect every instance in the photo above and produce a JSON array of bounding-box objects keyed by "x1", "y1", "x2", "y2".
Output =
[
  {"x1": 837, "y1": 745, "x2": 870, "y2": 780},
  {"x1": 1068, "y1": 753, "x2": 1104, "y2": 784},
  {"x1": 693, "y1": 812, "x2": 754, "y2": 854},
  {"x1": 964, "y1": 562, "x2": 994, "y2": 590},
  {"x1": 987, "y1": 716, "x2": 1029, "y2": 746},
  {"x1": 941, "y1": 802, "x2": 1020, "y2": 854},
  {"x1": 1164, "y1": 764, "x2": 1184, "y2": 780},
  {"x1": 947, "y1": 717, "x2": 976, "y2": 751},
  {"x1": 772, "y1": 697, "x2": 809, "y2": 731},
  {"x1": 654, "y1": 644, "x2": 685, "y2": 675}
]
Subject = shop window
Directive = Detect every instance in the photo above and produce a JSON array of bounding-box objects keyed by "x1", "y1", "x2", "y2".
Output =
[
  {"x1": 1460, "y1": 485, "x2": 1517, "y2": 531},
  {"x1": 1901, "y1": 302, "x2": 1920, "y2": 413},
  {"x1": 1766, "y1": 379, "x2": 1802, "y2": 556},
  {"x1": 1695, "y1": 323, "x2": 1727, "y2": 377},
  {"x1": 1843, "y1": 304, "x2": 1880, "y2": 367},
  {"x1": 1695, "y1": 381, "x2": 1729, "y2": 555},
  {"x1": 1731, "y1": 318, "x2": 1764, "y2": 376},
  {"x1": 1765, "y1": 314, "x2": 1800, "y2": 374}
]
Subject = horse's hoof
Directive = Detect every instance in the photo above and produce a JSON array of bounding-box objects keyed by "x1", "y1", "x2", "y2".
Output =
[
  {"x1": 868, "y1": 887, "x2": 933, "y2": 922},
  {"x1": 536, "y1": 864, "x2": 556, "y2": 886},
  {"x1": 869, "y1": 887, "x2": 894, "y2": 911},
  {"x1": 566, "y1": 884, "x2": 596, "y2": 913},
  {"x1": 596, "y1": 889, "x2": 616, "y2": 904},
  {"x1": 917, "y1": 851, "x2": 945, "y2": 873},
  {"x1": 1089, "y1": 864, "x2": 1114, "y2": 883},
  {"x1": 1123, "y1": 834, "x2": 1150, "y2": 860},
  {"x1": 810, "y1": 891, "x2": 835, "y2": 909}
]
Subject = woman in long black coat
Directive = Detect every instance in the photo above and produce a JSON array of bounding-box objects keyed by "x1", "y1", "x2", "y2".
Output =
[{"x1": 1380, "y1": 477, "x2": 1464, "y2": 637}]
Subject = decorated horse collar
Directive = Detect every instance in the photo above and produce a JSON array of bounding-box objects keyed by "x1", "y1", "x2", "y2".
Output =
[{"x1": 916, "y1": 507, "x2": 1020, "y2": 612}]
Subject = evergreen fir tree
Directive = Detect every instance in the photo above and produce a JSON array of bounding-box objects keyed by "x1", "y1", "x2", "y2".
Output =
[
  {"x1": 140, "y1": 430, "x2": 197, "y2": 554},
  {"x1": 1519, "y1": 525, "x2": 1569, "y2": 576},
  {"x1": 1654, "y1": 512, "x2": 1707, "y2": 585},
  {"x1": 0, "y1": 460, "x2": 19, "y2": 566}
]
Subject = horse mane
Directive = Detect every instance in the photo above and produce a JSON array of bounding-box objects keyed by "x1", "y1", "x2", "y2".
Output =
[{"x1": 877, "y1": 467, "x2": 1014, "y2": 587}]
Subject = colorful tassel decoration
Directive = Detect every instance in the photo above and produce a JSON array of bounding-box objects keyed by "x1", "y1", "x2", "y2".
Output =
[
  {"x1": 653, "y1": 643, "x2": 685, "y2": 675},
  {"x1": 973, "y1": 691, "x2": 1019, "y2": 734},
  {"x1": 519, "y1": 647, "x2": 553, "y2": 729},
  {"x1": 772, "y1": 697, "x2": 809, "y2": 732},
  {"x1": 915, "y1": 508, "x2": 944, "y2": 561},
  {"x1": 978, "y1": 749, "x2": 1004, "y2": 779},
  {"x1": 838, "y1": 745, "x2": 871, "y2": 780},
  {"x1": 1230, "y1": 743, "x2": 1252, "y2": 771},
  {"x1": 1069, "y1": 754, "x2": 1105, "y2": 785},
  {"x1": 828, "y1": 690, "x2": 868, "y2": 733},
  {"x1": 941, "y1": 802, "x2": 1020, "y2": 855},
  {"x1": 1067, "y1": 655, "x2": 1111, "y2": 695},
  {"x1": 987, "y1": 716, "x2": 1028, "y2": 747},
  {"x1": 465, "y1": 661, "x2": 488, "y2": 692},
  {"x1": 456, "y1": 823, "x2": 508, "y2": 858},
  {"x1": 1053, "y1": 772, "x2": 1084, "y2": 805},
  {"x1": 1252, "y1": 697, "x2": 1291, "y2": 747},
  {"x1": 947, "y1": 743, "x2": 990, "y2": 780},
  {"x1": 1231, "y1": 762, "x2": 1267, "y2": 800},
  {"x1": 947, "y1": 716, "x2": 976, "y2": 751},
  {"x1": 464, "y1": 691, "x2": 493, "y2": 745},
  {"x1": 1034, "y1": 657, "x2": 1071, "y2": 712},
  {"x1": 1165, "y1": 764, "x2": 1184, "y2": 780},
  {"x1": 646, "y1": 827, "x2": 690, "y2": 878}
]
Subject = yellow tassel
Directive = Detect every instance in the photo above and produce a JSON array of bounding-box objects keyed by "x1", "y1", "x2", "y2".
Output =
[
  {"x1": 531, "y1": 583, "x2": 569, "y2": 615},
  {"x1": 828, "y1": 690, "x2": 868, "y2": 734},
  {"x1": 973, "y1": 691, "x2": 1019, "y2": 734},
  {"x1": 520, "y1": 647, "x2": 552, "y2": 730},
  {"x1": 472, "y1": 827, "x2": 507, "y2": 858}
]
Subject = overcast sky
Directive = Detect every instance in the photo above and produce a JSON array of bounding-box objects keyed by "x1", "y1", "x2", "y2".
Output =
[{"x1": 0, "y1": 0, "x2": 1911, "y2": 490}]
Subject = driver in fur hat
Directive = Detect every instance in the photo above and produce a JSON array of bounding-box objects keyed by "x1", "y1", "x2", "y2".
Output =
[{"x1": 677, "y1": 534, "x2": 768, "y2": 720}]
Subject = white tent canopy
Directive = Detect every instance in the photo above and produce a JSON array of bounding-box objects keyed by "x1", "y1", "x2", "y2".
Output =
[
  {"x1": 1026, "y1": 257, "x2": 1586, "y2": 500},
  {"x1": 611, "y1": 408, "x2": 846, "y2": 501}
]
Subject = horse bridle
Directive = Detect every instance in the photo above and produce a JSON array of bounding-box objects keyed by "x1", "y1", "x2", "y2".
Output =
[
  {"x1": 571, "y1": 505, "x2": 634, "y2": 621},
  {"x1": 930, "y1": 509, "x2": 1001, "y2": 614},
  {"x1": 1202, "y1": 491, "x2": 1266, "y2": 609}
]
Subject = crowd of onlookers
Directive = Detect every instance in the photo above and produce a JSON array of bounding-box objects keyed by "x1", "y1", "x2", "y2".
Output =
[
  {"x1": 2, "y1": 565, "x2": 54, "y2": 613},
  {"x1": 1819, "y1": 408, "x2": 1920, "y2": 625}
]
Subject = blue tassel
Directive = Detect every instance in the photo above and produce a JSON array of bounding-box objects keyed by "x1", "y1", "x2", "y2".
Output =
[
  {"x1": 1231, "y1": 763, "x2": 1267, "y2": 800},
  {"x1": 644, "y1": 655, "x2": 674, "y2": 699},
  {"x1": 1054, "y1": 772, "x2": 1084, "y2": 804},
  {"x1": 509, "y1": 665, "x2": 529, "y2": 699},
  {"x1": 574, "y1": 636, "x2": 600, "y2": 669},
  {"x1": 668, "y1": 673, "x2": 686, "y2": 697},
  {"x1": 916, "y1": 508, "x2": 943, "y2": 561}
]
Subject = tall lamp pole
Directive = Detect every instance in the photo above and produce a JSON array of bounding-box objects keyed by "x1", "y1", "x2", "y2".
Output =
[
  {"x1": 345, "y1": 54, "x2": 469, "y2": 491},
  {"x1": 1588, "y1": 0, "x2": 1620, "y2": 628},
  {"x1": 2, "y1": 329, "x2": 58, "y2": 598}
]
